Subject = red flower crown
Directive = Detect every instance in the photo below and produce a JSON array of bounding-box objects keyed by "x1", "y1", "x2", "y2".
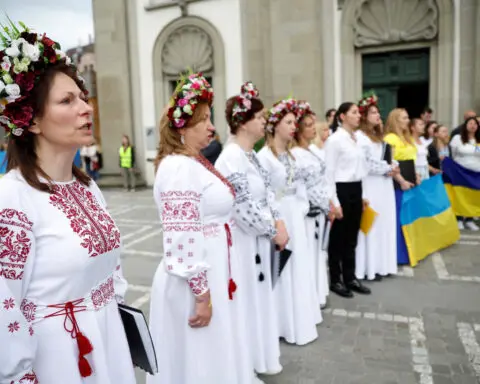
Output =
[
  {"x1": 0, "y1": 19, "x2": 85, "y2": 138},
  {"x1": 358, "y1": 91, "x2": 378, "y2": 116},
  {"x1": 295, "y1": 100, "x2": 315, "y2": 123},
  {"x1": 166, "y1": 72, "x2": 214, "y2": 129},
  {"x1": 230, "y1": 81, "x2": 259, "y2": 126},
  {"x1": 266, "y1": 98, "x2": 298, "y2": 133}
]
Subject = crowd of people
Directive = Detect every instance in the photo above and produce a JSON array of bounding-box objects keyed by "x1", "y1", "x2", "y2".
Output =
[{"x1": 0, "y1": 21, "x2": 479, "y2": 384}]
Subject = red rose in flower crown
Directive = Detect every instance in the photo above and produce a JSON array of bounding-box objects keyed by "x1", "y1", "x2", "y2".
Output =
[
  {"x1": 167, "y1": 72, "x2": 214, "y2": 129},
  {"x1": 357, "y1": 90, "x2": 379, "y2": 116},
  {"x1": 230, "y1": 81, "x2": 259, "y2": 126},
  {"x1": 0, "y1": 19, "x2": 81, "y2": 138},
  {"x1": 265, "y1": 97, "x2": 298, "y2": 133},
  {"x1": 295, "y1": 100, "x2": 315, "y2": 123}
]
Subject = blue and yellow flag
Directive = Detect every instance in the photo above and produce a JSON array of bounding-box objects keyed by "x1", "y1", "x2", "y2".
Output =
[
  {"x1": 442, "y1": 156, "x2": 480, "y2": 217},
  {"x1": 400, "y1": 175, "x2": 460, "y2": 267}
]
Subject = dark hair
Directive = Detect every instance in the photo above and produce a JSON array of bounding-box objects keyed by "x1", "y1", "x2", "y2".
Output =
[
  {"x1": 408, "y1": 118, "x2": 423, "y2": 135},
  {"x1": 460, "y1": 116, "x2": 480, "y2": 144},
  {"x1": 225, "y1": 96, "x2": 264, "y2": 135},
  {"x1": 325, "y1": 108, "x2": 336, "y2": 120},
  {"x1": 6, "y1": 63, "x2": 90, "y2": 192},
  {"x1": 359, "y1": 104, "x2": 383, "y2": 143},
  {"x1": 422, "y1": 107, "x2": 433, "y2": 115},
  {"x1": 331, "y1": 102, "x2": 356, "y2": 131},
  {"x1": 424, "y1": 120, "x2": 437, "y2": 140}
]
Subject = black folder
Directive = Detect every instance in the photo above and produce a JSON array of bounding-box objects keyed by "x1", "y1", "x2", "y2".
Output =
[
  {"x1": 118, "y1": 303, "x2": 158, "y2": 375},
  {"x1": 270, "y1": 242, "x2": 292, "y2": 288}
]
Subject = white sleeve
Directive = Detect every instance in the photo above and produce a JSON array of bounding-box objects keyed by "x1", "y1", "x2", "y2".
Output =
[
  {"x1": 449, "y1": 135, "x2": 461, "y2": 159},
  {"x1": 0, "y1": 182, "x2": 38, "y2": 383},
  {"x1": 155, "y1": 158, "x2": 209, "y2": 296},
  {"x1": 324, "y1": 138, "x2": 340, "y2": 207}
]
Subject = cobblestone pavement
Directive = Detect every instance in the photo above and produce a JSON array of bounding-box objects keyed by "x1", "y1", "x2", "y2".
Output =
[{"x1": 104, "y1": 188, "x2": 480, "y2": 384}]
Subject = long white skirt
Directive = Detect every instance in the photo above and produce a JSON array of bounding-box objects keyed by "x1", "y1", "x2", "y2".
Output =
[
  {"x1": 306, "y1": 214, "x2": 329, "y2": 306},
  {"x1": 356, "y1": 175, "x2": 397, "y2": 280},
  {"x1": 232, "y1": 228, "x2": 282, "y2": 374},
  {"x1": 147, "y1": 231, "x2": 253, "y2": 384},
  {"x1": 275, "y1": 195, "x2": 321, "y2": 346}
]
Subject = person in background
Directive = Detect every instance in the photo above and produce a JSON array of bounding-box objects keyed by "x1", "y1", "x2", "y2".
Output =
[
  {"x1": 325, "y1": 108, "x2": 336, "y2": 132},
  {"x1": 201, "y1": 132, "x2": 223, "y2": 165},
  {"x1": 421, "y1": 121, "x2": 437, "y2": 147},
  {"x1": 420, "y1": 107, "x2": 433, "y2": 124},
  {"x1": 427, "y1": 124, "x2": 451, "y2": 176},
  {"x1": 310, "y1": 121, "x2": 330, "y2": 160},
  {"x1": 450, "y1": 117, "x2": 480, "y2": 231},
  {"x1": 0, "y1": 142, "x2": 7, "y2": 176},
  {"x1": 451, "y1": 110, "x2": 477, "y2": 141},
  {"x1": 73, "y1": 148, "x2": 82, "y2": 168},
  {"x1": 409, "y1": 118, "x2": 430, "y2": 182},
  {"x1": 119, "y1": 134, "x2": 136, "y2": 192}
]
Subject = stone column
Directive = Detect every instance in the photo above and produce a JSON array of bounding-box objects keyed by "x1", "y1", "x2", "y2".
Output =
[
  {"x1": 92, "y1": 0, "x2": 134, "y2": 176},
  {"x1": 473, "y1": 0, "x2": 480, "y2": 112},
  {"x1": 319, "y1": 0, "x2": 337, "y2": 114}
]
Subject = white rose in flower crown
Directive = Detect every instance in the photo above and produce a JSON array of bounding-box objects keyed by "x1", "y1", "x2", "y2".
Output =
[
  {"x1": 5, "y1": 43, "x2": 20, "y2": 58},
  {"x1": 183, "y1": 104, "x2": 192, "y2": 114},
  {"x1": 12, "y1": 128, "x2": 24, "y2": 136},
  {"x1": 2, "y1": 74, "x2": 13, "y2": 85},
  {"x1": 1, "y1": 57, "x2": 11, "y2": 72},
  {"x1": 173, "y1": 108, "x2": 182, "y2": 118},
  {"x1": 0, "y1": 115, "x2": 9, "y2": 125},
  {"x1": 5, "y1": 84, "x2": 21, "y2": 98},
  {"x1": 65, "y1": 56, "x2": 72, "y2": 65},
  {"x1": 22, "y1": 43, "x2": 41, "y2": 62},
  {"x1": 55, "y1": 49, "x2": 66, "y2": 59},
  {"x1": 0, "y1": 80, "x2": 5, "y2": 94}
]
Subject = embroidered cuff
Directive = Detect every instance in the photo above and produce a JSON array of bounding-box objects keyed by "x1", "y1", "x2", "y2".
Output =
[
  {"x1": 187, "y1": 270, "x2": 209, "y2": 296},
  {"x1": 11, "y1": 370, "x2": 38, "y2": 384}
]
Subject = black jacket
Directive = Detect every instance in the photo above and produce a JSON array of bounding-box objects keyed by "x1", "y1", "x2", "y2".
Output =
[
  {"x1": 201, "y1": 140, "x2": 222, "y2": 165},
  {"x1": 427, "y1": 143, "x2": 451, "y2": 175}
]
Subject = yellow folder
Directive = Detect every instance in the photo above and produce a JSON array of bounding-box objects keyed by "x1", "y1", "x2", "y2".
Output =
[{"x1": 360, "y1": 205, "x2": 378, "y2": 235}]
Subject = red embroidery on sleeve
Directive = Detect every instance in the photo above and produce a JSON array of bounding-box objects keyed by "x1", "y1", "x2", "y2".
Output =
[
  {"x1": 90, "y1": 277, "x2": 115, "y2": 310},
  {"x1": 188, "y1": 270, "x2": 208, "y2": 295},
  {"x1": 49, "y1": 183, "x2": 120, "y2": 257},
  {"x1": 3, "y1": 297, "x2": 15, "y2": 310},
  {"x1": 8, "y1": 321, "x2": 20, "y2": 333},
  {"x1": 20, "y1": 299, "x2": 36, "y2": 322},
  {"x1": 161, "y1": 191, "x2": 202, "y2": 232},
  {"x1": 0, "y1": 209, "x2": 33, "y2": 281},
  {"x1": 15, "y1": 370, "x2": 39, "y2": 384}
]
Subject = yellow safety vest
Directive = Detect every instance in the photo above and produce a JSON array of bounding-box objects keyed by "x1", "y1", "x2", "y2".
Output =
[{"x1": 119, "y1": 146, "x2": 133, "y2": 168}]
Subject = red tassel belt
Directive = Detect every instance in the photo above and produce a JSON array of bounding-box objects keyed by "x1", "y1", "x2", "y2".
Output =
[
  {"x1": 45, "y1": 299, "x2": 94, "y2": 377},
  {"x1": 224, "y1": 223, "x2": 237, "y2": 300}
]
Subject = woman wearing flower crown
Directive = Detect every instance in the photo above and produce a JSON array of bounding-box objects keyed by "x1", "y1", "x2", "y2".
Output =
[
  {"x1": 0, "y1": 22, "x2": 136, "y2": 383},
  {"x1": 257, "y1": 98, "x2": 321, "y2": 346},
  {"x1": 355, "y1": 93, "x2": 410, "y2": 281},
  {"x1": 147, "y1": 73, "x2": 253, "y2": 384},
  {"x1": 290, "y1": 101, "x2": 334, "y2": 308},
  {"x1": 215, "y1": 82, "x2": 288, "y2": 376}
]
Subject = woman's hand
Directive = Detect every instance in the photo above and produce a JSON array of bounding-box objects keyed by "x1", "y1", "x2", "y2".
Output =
[
  {"x1": 415, "y1": 173, "x2": 422, "y2": 185},
  {"x1": 334, "y1": 205, "x2": 343, "y2": 220},
  {"x1": 400, "y1": 180, "x2": 415, "y2": 191},
  {"x1": 362, "y1": 199, "x2": 370, "y2": 211},
  {"x1": 273, "y1": 220, "x2": 289, "y2": 250},
  {"x1": 188, "y1": 291, "x2": 212, "y2": 328}
]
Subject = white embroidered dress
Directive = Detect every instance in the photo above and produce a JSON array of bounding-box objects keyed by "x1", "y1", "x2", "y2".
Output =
[
  {"x1": 355, "y1": 131, "x2": 397, "y2": 279},
  {"x1": 291, "y1": 146, "x2": 331, "y2": 307},
  {"x1": 147, "y1": 154, "x2": 253, "y2": 384},
  {"x1": 216, "y1": 142, "x2": 282, "y2": 374},
  {"x1": 0, "y1": 170, "x2": 135, "y2": 384},
  {"x1": 257, "y1": 147, "x2": 321, "y2": 346}
]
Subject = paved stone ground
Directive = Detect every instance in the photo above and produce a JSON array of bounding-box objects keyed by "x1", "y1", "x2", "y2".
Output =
[{"x1": 104, "y1": 188, "x2": 480, "y2": 384}]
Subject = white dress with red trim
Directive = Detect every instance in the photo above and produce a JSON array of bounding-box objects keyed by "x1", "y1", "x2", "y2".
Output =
[
  {"x1": 0, "y1": 169, "x2": 135, "y2": 384},
  {"x1": 291, "y1": 146, "x2": 331, "y2": 307},
  {"x1": 147, "y1": 154, "x2": 254, "y2": 384},
  {"x1": 216, "y1": 142, "x2": 282, "y2": 375},
  {"x1": 257, "y1": 147, "x2": 321, "y2": 346}
]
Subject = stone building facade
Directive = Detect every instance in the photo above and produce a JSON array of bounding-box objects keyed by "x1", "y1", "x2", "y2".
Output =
[{"x1": 92, "y1": 0, "x2": 480, "y2": 186}]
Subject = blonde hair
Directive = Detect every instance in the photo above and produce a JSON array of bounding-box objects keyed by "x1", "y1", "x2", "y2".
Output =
[
  {"x1": 154, "y1": 102, "x2": 209, "y2": 170},
  {"x1": 292, "y1": 113, "x2": 315, "y2": 148},
  {"x1": 312, "y1": 121, "x2": 329, "y2": 147},
  {"x1": 385, "y1": 108, "x2": 413, "y2": 144}
]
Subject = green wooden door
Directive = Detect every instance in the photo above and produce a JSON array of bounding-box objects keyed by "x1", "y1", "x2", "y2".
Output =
[{"x1": 362, "y1": 49, "x2": 429, "y2": 119}]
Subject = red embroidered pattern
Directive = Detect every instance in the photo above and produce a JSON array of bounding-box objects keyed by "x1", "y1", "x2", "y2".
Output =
[
  {"x1": 15, "y1": 370, "x2": 39, "y2": 384},
  {"x1": 3, "y1": 297, "x2": 15, "y2": 310},
  {"x1": 8, "y1": 321, "x2": 20, "y2": 333},
  {"x1": 29, "y1": 326, "x2": 34, "y2": 336},
  {"x1": 20, "y1": 299, "x2": 36, "y2": 322},
  {"x1": 195, "y1": 155, "x2": 236, "y2": 198},
  {"x1": 90, "y1": 277, "x2": 115, "y2": 310},
  {"x1": 188, "y1": 270, "x2": 208, "y2": 295},
  {"x1": 161, "y1": 191, "x2": 202, "y2": 232},
  {"x1": 49, "y1": 182, "x2": 120, "y2": 257},
  {"x1": 0, "y1": 209, "x2": 33, "y2": 281}
]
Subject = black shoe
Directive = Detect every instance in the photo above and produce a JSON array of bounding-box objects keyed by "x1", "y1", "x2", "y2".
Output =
[
  {"x1": 320, "y1": 297, "x2": 330, "y2": 310},
  {"x1": 330, "y1": 282, "x2": 353, "y2": 298},
  {"x1": 346, "y1": 279, "x2": 371, "y2": 295},
  {"x1": 374, "y1": 274, "x2": 383, "y2": 282}
]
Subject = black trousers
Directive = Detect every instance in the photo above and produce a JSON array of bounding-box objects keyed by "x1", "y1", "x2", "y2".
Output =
[{"x1": 328, "y1": 181, "x2": 363, "y2": 285}]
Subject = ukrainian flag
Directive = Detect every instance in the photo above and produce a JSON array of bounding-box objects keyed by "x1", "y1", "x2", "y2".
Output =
[
  {"x1": 442, "y1": 156, "x2": 480, "y2": 217},
  {"x1": 400, "y1": 174, "x2": 460, "y2": 267}
]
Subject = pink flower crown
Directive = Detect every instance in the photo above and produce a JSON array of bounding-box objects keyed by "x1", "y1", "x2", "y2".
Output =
[
  {"x1": 167, "y1": 72, "x2": 214, "y2": 129},
  {"x1": 265, "y1": 98, "x2": 298, "y2": 133},
  {"x1": 0, "y1": 19, "x2": 84, "y2": 138},
  {"x1": 358, "y1": 90, "x2": 378, "y2": 116},
  {"x1": 231, "y1": 81, "x2": 259, "y2": 126},
  {"x1": 295, "y1": 100, "x2": 315, "y2": 123}
]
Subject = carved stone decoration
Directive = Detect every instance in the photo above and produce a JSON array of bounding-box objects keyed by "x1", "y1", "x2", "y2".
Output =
[
  {"x1": 353, "y1": 0, "x2": 438, "y2": 47},
  {"x1": 161, "y1": 26, "x2": 214, "y2": 75}
]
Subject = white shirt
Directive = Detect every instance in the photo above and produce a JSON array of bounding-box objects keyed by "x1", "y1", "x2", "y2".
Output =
[
  {"x1": 325, "y1": 127, "x2": 368, "y2": 206},
  {"x1": 450, "y1": 135, "x2": 480, "y2": 172},
  {"x1": 415, "y1": 142, "x2": 429, "y2": 167},
  {"x1": 420, "y1": 137, "x2": 433, "y2": 147}
]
